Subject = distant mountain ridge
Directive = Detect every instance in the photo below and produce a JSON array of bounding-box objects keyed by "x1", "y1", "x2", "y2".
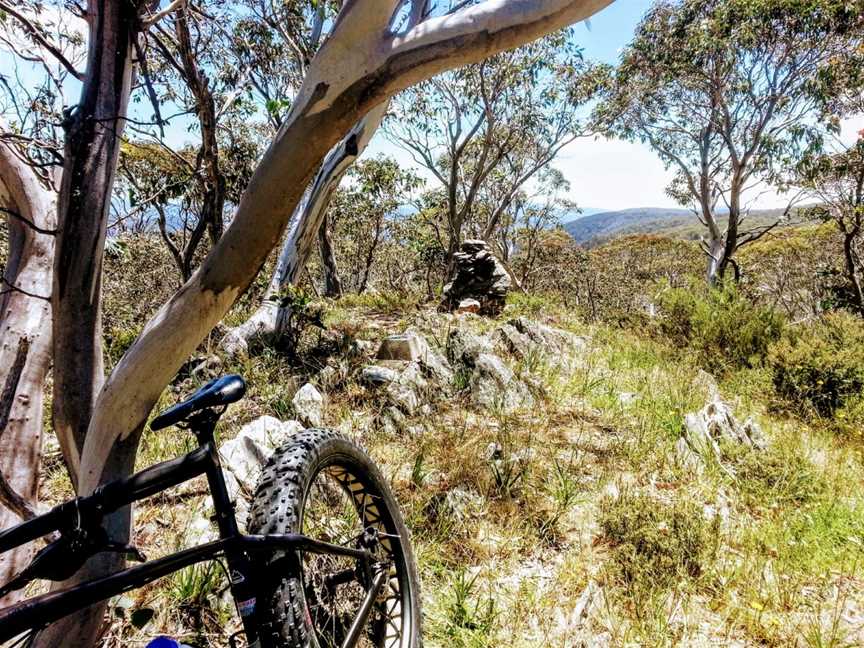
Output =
[
  {"x1": 563, "y1": 206, "x2": 792, "y2": 246},
  {"x1": 565, "y1": 207, "x2": 608, "y2": 219}
]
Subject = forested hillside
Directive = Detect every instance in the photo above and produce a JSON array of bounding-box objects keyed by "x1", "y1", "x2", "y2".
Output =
[{"x1": 564, "y1": 207, "x2": 802, "y2": 246}]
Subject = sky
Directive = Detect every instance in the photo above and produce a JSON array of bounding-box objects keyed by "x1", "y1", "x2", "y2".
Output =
[
  {"x1": 3, "y1": 1, "x2": 862, "y2": 214},
  {"x1": 366, "y1": 0, "x2": 864, "y2": 213}
]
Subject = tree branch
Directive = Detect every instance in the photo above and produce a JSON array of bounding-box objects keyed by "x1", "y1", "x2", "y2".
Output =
[
  {"x1": 0, "y1": 206, "x2": 57, "y2": 235},
  {"x1": 133, "y1": 38, "x2": 166, "y2": 138},
  {"x1": 0, "y1": 0, "x2": 84, "y2": 81},
  {"x1": 141, "y1": 0, "x2": 185, "y2": 29}
]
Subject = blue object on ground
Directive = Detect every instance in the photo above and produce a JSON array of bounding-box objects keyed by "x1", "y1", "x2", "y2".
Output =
[{"x1": 145, "y1": 638, "x2": 181, "y2": 648}]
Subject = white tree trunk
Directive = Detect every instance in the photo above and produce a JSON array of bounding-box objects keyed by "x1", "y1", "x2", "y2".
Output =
[
  {"x1": 706, "y1": 235, "x2": 726, "y2": 286},
  {"x1": 83, "y1": 0, "x2": 613, "y2": 487},
  {"x1": 0, "y1": 141, "x2": 56, "y2": 607},
  {"x1": 220, "y1": 101, "x2": 389, "y2": 356}
]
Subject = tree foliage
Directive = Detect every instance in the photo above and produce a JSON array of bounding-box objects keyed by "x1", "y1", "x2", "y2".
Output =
[
  {"x1": 797, "y1": 138, "x2": 864, "y2": 313},
  {"x1": 387, "y1": 30, "x2": 609, "y2": 261},
  {"x1": 602, "y1": 0, "x2": 864, "y2": 283},
  {"x1": 325, "y1": 156, "x2": 423, "y2": 294}
]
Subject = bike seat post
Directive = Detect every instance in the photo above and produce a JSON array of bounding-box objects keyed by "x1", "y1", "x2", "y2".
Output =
[
  {"x1": 187, "y1": 409, "x2": 220, "y2": 445},
  {"x1": 187, "y1": 409, "x2": 240, "y2": 541},
  {"x1": 188, "y1": 410, "x2": 260, "y2": 642}
]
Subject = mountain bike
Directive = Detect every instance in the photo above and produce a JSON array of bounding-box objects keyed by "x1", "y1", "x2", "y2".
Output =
[{"x1": 0, "y1": 374, "x2": 421, "y2": 648}]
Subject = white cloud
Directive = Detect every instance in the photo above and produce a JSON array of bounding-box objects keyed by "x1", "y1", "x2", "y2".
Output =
[
  {"x1": 556, "y1": 135, "x2": 677, "y2": 210},
  {"x1": 552, "y1": 114, "x2": 864, "y2": 211}
]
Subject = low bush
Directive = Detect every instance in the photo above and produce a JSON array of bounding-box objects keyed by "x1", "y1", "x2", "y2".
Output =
[
  {"x1": 767, "y1": 311, "x2": 864, "y2": 417},
  {"x1": 836, "y1": 394, "x2": 864, "y2": 437},
  {"x1": 726, "y1": 445, "x2": 825, "y2": 508},
  {"x1": 105, "y1": 326, "x2": 141, "y2": 366},
  {"x1": 656, "y1": 285, "x2": 786, "y2": 372},
  {"x1": 598, "y1": 492, "x2": 711, "y2": 596}
]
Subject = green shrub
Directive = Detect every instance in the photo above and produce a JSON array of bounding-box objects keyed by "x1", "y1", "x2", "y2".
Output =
[
  {"x1": 726, "y1": 445, "x2": 825, "y2": 508},
  {"x1": 836, "y1": 394, "x2": 864, "y2": 438},
  {"x1": 267, "y1": 285, "x2": 325, "y2": 356},
  {"x1": 767, "y1": 311, "x2": 864, "y2": 417},
  {"x1": 105, "y1": 326, "x2": 140, "y2": 366},
  {"x1": 504, "y1": 291, "x2": 558, "y2": 317},
  {"x1": 598, "y1": 492, "x2": 711, "y2": 596},
  {"x1": 656, "y1": 285, "x2": 786, "y2": 372}
]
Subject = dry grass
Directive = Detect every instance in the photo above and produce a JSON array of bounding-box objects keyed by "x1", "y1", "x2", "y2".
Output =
[{"x1": 27, "y1": 291, "x2": 864, "y2": 648}]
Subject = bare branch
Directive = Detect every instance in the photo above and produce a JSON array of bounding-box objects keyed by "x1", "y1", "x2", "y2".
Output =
[
  {"x1": 141, "y1": 0, "x2": 185, "y2": 29},
  {"x1": 0, "y1": 0, "x2": 84, "y2": 81},
  {"x1": 133, "y1": 39, "x2": 166, "y2": 138},
  {"x1": 0, "y1": 205, "x2": 57, "y2": 235},
  {"x1": 0, "y1": 277, "x2": 51, "y2": 300}
]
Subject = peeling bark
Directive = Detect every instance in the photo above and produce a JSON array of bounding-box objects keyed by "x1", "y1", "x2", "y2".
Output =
[
  {"x1": 0, "y1": 140, "x2": 55, "y2": 607},
  {"x1": 318, "y1": 213, "x2": 344, "y2": 298},
  {"x1": 51, "y1": 0, "x2": 145, "y2": 485}
]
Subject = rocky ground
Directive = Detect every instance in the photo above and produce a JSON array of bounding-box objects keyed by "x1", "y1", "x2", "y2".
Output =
[{"x1": 32, "y1": 297, "x2": 864, "y2": 648}]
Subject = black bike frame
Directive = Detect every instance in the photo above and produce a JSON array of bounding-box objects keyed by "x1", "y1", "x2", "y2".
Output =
[{"x1": 0, "y1": 412, "x2": 381, "y2": 647}]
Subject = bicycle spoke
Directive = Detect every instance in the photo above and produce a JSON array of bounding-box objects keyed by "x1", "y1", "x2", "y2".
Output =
[{"x1": 299, "y1": 466, "x2": 403, "y2": 648}]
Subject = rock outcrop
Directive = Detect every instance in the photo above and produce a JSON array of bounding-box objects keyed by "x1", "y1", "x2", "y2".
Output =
[
  {"x1": 441, "y1": 240, "x2": 511, "y2": 316},
  {"x1": 679, "y1": 396, "x2": 767, "y2": 471},
  {"x1": 219, "y1": 416, "x2": 304, "y2": 495},
  {"x1": 447, "y1": 328, "x2": 493, "y2": 364},
  {"x1": 470, "y1": 352, "x2": 534, "y2": 413},
  {"x1": 494, "y1": 317, "x2": 589, "y2": 368},
  {"x1": 293, "y1": 382, "x2": 324, "y2": 427}
]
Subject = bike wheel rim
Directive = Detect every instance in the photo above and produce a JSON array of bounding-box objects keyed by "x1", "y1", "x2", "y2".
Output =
[{"x1": 298, "y1": 456, "x2": 415, "y2": 648}]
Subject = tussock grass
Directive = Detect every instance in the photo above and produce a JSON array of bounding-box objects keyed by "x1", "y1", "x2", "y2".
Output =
[{"x1": 598, "y1": 492, "x2": 713, "y2": 594}]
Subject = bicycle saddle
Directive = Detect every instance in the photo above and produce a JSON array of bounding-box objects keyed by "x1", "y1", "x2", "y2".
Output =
[{"x1": 151, "y1": 374, "x2": 246, "y2": 430}]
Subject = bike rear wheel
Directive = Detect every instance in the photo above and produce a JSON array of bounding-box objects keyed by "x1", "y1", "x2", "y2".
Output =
[{"x1": 248, "y1": 429, "x2": 421, "y2": 648}]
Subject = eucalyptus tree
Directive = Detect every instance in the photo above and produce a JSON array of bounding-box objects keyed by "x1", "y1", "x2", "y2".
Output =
[
  {"x1": 0, "y1": 0, "x2": 209, "y2": 640},
  {"x1": 603, "y1": 0, "x2": 864, "y2": 284},
  {"x1": 229, "y1": 0, "x2": 337, "y2": 130},
  {"x1": 0, "y1": 0, "x2": 79, "y2": 604},
  {"x1": 118, "y1": 131, "x2": 260, "y2": 282},
  {"x1": 227, "y1": 0, "x2": 371, "y2": 296},
  {"x1": 387, "y1": 31, "x2": 607, "y2": 267},
  {"x1": 325, "y1": 155, "x2": 423, "y2": 294},
  {"x1": 797, "y1": 138, "x2": 864, "y2": 314}
]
